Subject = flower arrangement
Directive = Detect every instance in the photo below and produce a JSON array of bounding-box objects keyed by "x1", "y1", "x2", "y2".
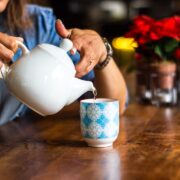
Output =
[{"x1": 125, "y1": 15, "x2": 180, "y2": 64}]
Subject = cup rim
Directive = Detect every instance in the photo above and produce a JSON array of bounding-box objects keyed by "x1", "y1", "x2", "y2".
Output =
[{"x1": 80, "y1": 98, "x2": 118, "y2": 103}]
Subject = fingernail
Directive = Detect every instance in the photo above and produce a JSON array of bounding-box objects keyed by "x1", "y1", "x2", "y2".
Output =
[
  {"x1": 8, "y1": 52, "x2": 14, "y2": 59},
  {"x1": 71, "y1": 48, "x2": 77, "y2": 54},
  {"x1": 17, "y1": 37, "x2": 24, "y2": 42},
  {"x1": 75, "y1": 72, "x2": 81, "y2": 78},
  {"x1": 57, "y1": 19, "x2": 64, "y2": 25},
  {"x1": 70, "y1": 49, "x2": 75, "y2": 55}
]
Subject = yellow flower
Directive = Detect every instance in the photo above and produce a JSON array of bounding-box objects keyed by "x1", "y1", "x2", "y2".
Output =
[{"x1": 112, "y1": 37, "x2": 138, "y2": 51}]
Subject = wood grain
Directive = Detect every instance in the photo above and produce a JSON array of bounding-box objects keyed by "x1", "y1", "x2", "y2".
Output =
[{"x1": 0, "y1": 103, "x2": 179, "y2": 180}]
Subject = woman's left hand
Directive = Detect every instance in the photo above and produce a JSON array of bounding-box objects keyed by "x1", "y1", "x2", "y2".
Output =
[{"x1": 55, "y1": 19, "x2": 107, "y2": 78}]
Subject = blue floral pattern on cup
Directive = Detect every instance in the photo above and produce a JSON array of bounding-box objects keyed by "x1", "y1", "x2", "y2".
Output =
[{"x1": 80, "y1": 99, "x2": 119, "y2": 139}]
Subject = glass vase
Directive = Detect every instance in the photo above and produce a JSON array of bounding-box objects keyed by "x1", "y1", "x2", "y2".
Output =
[
  {"x1": 150, "y1": 62, "x2": 177, "y2": 106},
  {"x1": 135, "y1": 60, "x2": 151, "y2": 104}
]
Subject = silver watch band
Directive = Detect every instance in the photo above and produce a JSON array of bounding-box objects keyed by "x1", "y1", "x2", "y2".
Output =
[{"x1": 95, "y1": 37, "x2": 113, "y2": 70}]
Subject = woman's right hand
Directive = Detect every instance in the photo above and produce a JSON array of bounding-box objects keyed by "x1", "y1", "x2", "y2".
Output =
[{"x1": 0, "y1": 32, "x2": 23, "y2": 67}]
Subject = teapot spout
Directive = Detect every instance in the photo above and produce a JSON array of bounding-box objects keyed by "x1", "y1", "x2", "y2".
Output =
[{"x1": 66, "y1": 78, "x2": 96, "y2": 105}]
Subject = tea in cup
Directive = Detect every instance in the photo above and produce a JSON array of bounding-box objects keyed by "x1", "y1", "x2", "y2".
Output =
[{"x1": 80, "y1": 98, "x2": 119, "y2": 147}]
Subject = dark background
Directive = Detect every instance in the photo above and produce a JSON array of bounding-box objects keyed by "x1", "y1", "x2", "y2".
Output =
[{"x1": 30, "y1": 0, "x2": 180, "y2": 39}]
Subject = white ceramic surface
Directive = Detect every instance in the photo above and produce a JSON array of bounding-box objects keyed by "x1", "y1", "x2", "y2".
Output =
[
  {"x1": 84, "y1": 137, "x2": 118, "y2": 148},
  {"x1": 0, "y1": 39, "x2": 95, "y2": 116}
]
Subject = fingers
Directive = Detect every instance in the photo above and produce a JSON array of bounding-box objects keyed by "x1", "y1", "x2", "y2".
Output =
[
  {"x1": 0, "y1": 33, "x2": 22, "y2": 53},
  {"x1": 70, "y1": 48, "x2": 77, "y2": 55},
  {"x1": 0, "y1": 32, "x2": 24, "y2": 64},
  {"x1": 75, "y1": 58, "x2": 96, "y2": 78},
  {"x1": 75, "y1": 47, "x2": 97, "y2": 77},
  {"x1": 14, "y1": 37, "x2": 24, "y2": 42},
  {"x1": 55, "y1": 25, "x2": 106, "y2": 77},
  {"x1": 0, "y1": 43, "x2": 15, "y2": 63},
  {"x1": 72, "y1": 34, "x2": 103, "y2": 77},
  {"x1": 55, "y1": 20, "x2": 81, "y2": 55},
  {"x1": 55, "y1": 19, "x2": 72, "y2": 38}
]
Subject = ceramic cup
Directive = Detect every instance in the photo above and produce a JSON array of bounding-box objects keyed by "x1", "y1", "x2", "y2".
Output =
[{"x1": 80, "y1": 98, "x2": 119, "y2": 147}]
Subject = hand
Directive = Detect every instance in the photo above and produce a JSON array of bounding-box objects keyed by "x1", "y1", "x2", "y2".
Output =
[
  {"x1": 55, "y1": 19, "x2": 107, "y2": 78},
  {"x1": 0, "y1": 32, "x2": 23, "y2": 67}
]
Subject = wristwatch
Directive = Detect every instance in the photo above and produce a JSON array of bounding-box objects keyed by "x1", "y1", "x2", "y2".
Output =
[{"x1": 95, "y1": 37, "x2": 113, "y2": 70}]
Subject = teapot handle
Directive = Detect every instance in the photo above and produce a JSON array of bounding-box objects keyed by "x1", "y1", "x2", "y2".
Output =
[
  {"x1": 0, "y1": 41, "x2": 30, "y2": 79},
  {"x1": 16, "y1": 41, "x2": 30, "y2": 55}
]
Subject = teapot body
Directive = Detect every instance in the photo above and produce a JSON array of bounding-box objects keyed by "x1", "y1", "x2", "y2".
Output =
[{"x1": 5, "y1": 44, "x2": 77, "y2": 115}]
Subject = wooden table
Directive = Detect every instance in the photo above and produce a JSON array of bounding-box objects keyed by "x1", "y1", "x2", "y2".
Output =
[{"x1": 0, "y1": 103, "x2": 180, "y2": 180}]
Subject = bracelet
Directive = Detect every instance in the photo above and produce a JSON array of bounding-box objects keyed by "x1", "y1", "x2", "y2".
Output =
[{"x1": 95, "y1": 37, "x2": 113, "y2": 70}]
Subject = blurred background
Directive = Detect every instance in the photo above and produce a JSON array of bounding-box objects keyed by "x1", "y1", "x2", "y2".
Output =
[
  {"x1": 30, "y1": 0, "x2": 179, "y2": 37},
  {"x1": 30, "y1": 0, "x2": 180, "y2": 101}
]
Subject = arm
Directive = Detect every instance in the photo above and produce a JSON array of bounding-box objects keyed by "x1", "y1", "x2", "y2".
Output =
[{"x1": 94, "y1": 59, "x2": 127, "y2": 115}]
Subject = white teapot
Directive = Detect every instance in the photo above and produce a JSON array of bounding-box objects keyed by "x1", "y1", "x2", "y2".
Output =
[{"x1": 0, "y1": 39, "x2": 96, "y2": 116}]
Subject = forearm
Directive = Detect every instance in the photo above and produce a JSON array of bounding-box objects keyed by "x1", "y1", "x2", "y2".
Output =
[{"x1": 94, "y1": 58, "x2": 128, "y2": 115}]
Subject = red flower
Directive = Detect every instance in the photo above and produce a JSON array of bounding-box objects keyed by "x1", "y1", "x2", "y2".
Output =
[
  {"x1": 160, "y1": 17, "x2": 179, "y2": 40},
  {"x1": 149, "y1": 21, "x2": 163, "y2": 41},
  {"x1": 133, "y1": 15, "x2": 155, "y2": 35},
  {"x1": 174, "y1": 16, "x2": 180, "y2": 39},
  {"x1": 174, "y1": 48, "x2": 180, "y2": 60},
  {"x1": 125, "y1": 15, "x2": 180, "y2": 62},
  {"x1": 125, "y1": 15, "x2": 155, "y2": 45}
]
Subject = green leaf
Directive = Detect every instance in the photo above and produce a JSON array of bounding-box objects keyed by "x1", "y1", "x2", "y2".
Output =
[
  {"x1": 164, "y1": 39, "x2": 179, "y2": 53},
  {"x1": 155, "y1": 45, "x2": 164, "y2": 58}
]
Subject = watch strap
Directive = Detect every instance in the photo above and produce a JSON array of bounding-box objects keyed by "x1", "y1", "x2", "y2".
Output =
[{"x1": 95, "y1": 37, "x2": 113, "y2": 70}]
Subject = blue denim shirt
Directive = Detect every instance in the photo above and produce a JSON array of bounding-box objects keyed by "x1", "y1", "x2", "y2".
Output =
[{"x1": 0, "y1": 4, "x2": 94, "y2": 125}]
